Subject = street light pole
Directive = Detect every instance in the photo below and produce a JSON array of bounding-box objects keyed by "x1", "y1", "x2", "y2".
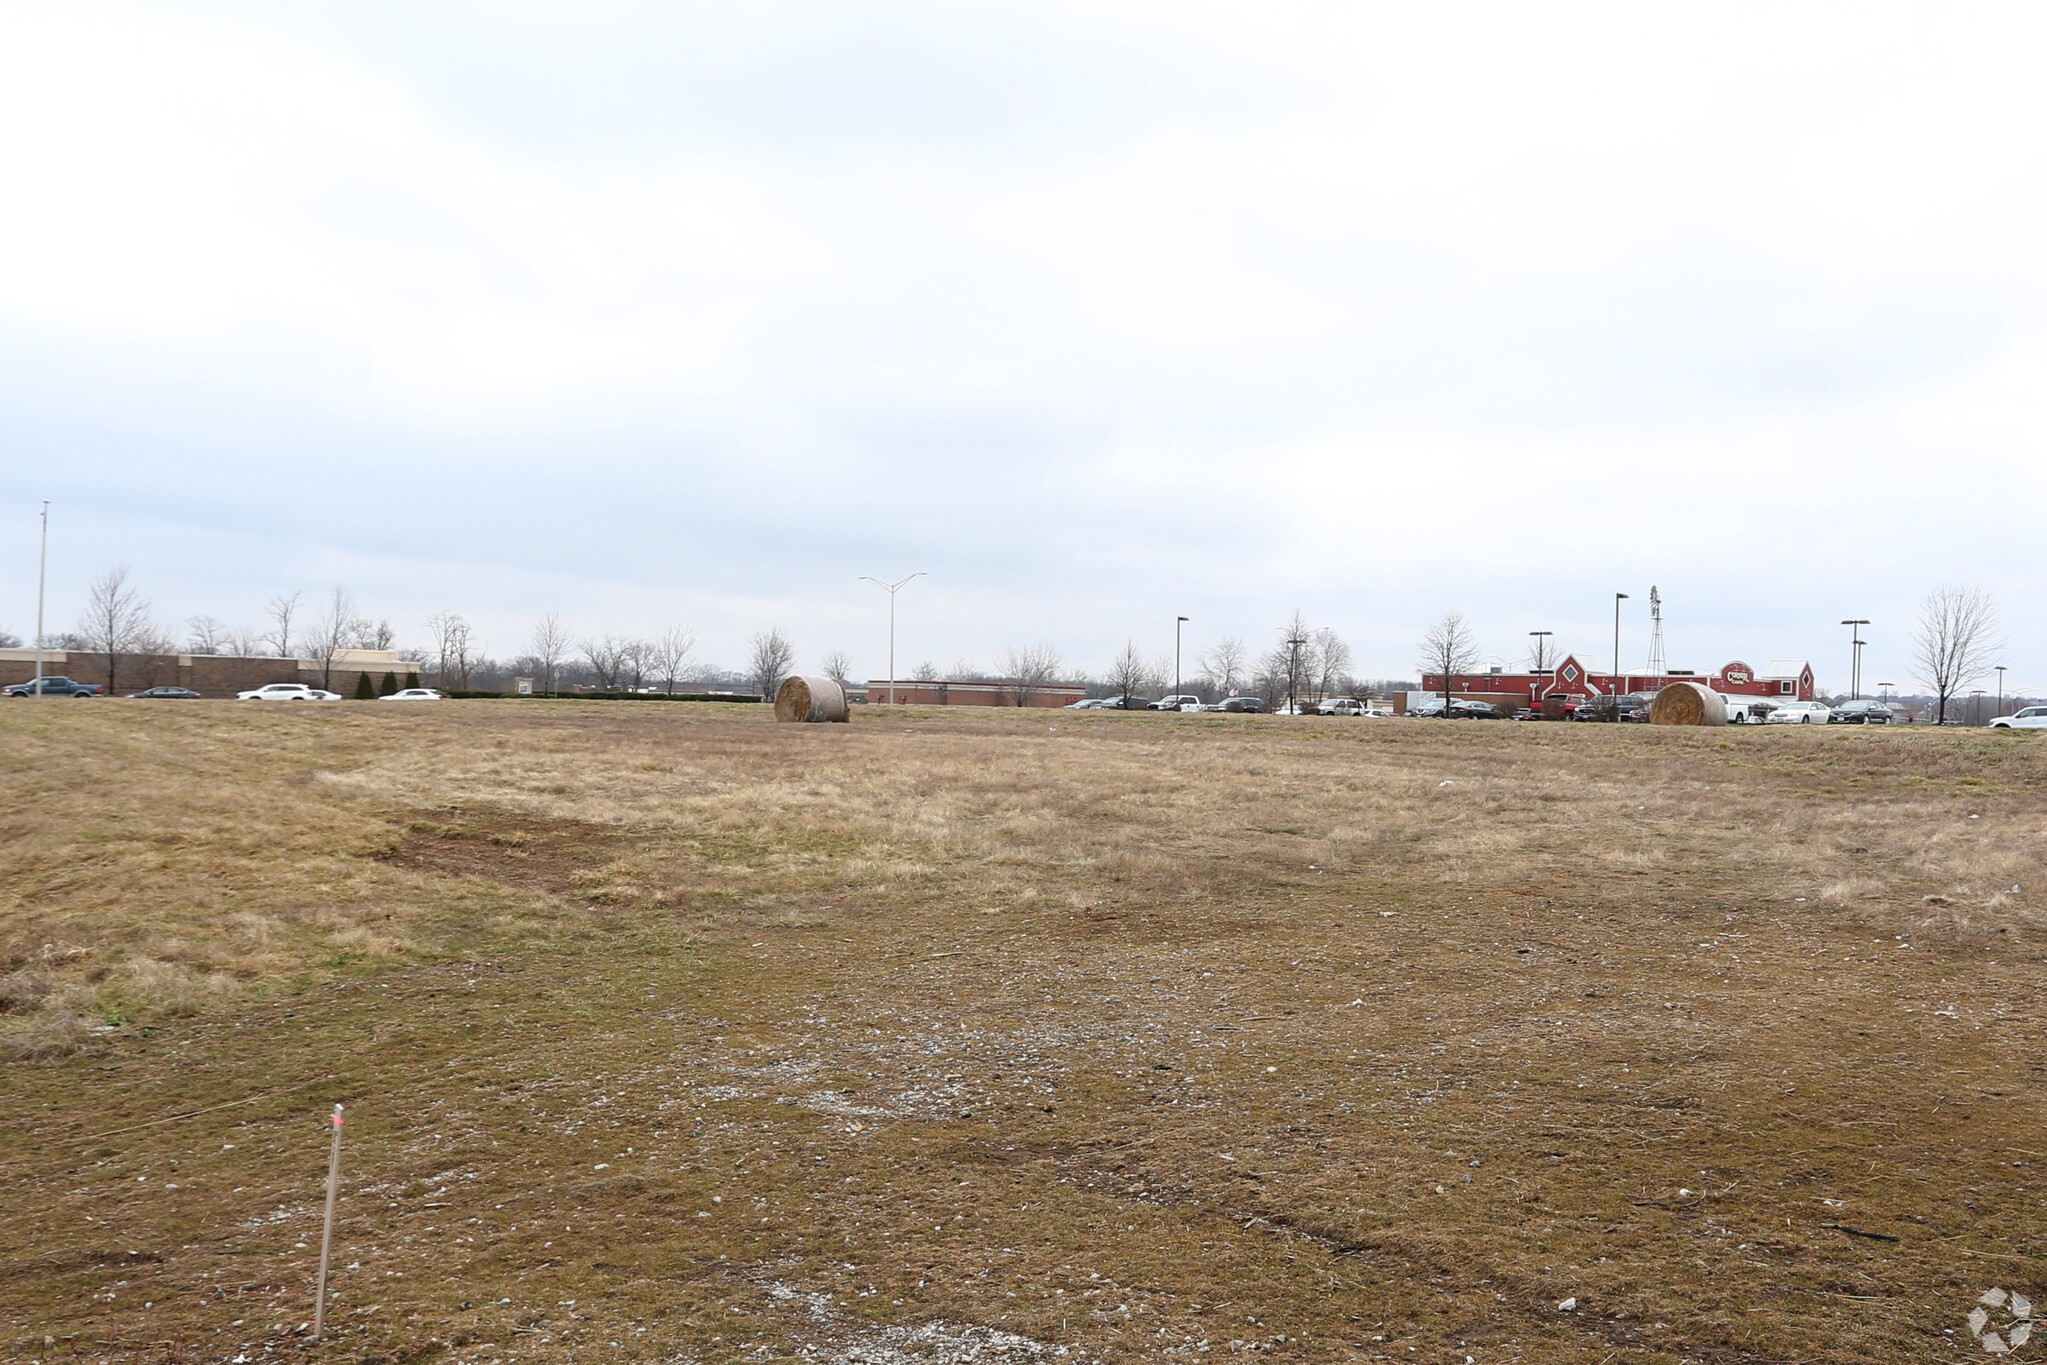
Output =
[
  {"x1": 1611, "y1": 594, "x2": 1628, "y2": 721},
  {"x1": 1841, "y1": 619, "x2": 1869, "y2": 700},
  {"x1": 1996, "y1": 665, "x2": 2007, "y2": 720},
  {"x1": 858, "y1": 572, "x2": 925, "y2": 706},
  {"x1": 1529, "y1": 630, "x2": 1554, "y2": 711},
  {"x1": 33, "y1": 500, "x2": 49, "y2": 697},
  {"x1": 1285, "y1": 634, "x2": 1307, "y2": 715},
  {"x1": 1971, "y1": 690, "x2": 1986, "y2": 727},
  {"x1": 1175, "y1": 616, "x2": 1189, "y2": 701}
]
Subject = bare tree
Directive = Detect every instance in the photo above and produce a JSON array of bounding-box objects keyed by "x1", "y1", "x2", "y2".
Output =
[
  {"x1": 1105, "y1": 640, "x2": 1149, "y2": 701},
  {"x1": 820, "y1": 650, "x2": 853, "y2": 688},
  {"x1": 264, "y1": 590, "x2": 303, "y2": 658},
  {"x1": 1002, "y1": 643, "x2": 1063, "y2": 706},
  {"x1": 748, "y1": 628, "x2": 796, "y2": 701},
  {"x1": 427, "y1": 611, "x2": 476, "y2": 691},
  {"x1": 186, "y1": 614, "x2": 229, "y2": 655},
  {"x1": 352, "y1": 617, "x2": 394, "y2": 650},
  {"x1": 1272, "y1": 610, "x2": 1315, "y2": 712},
  {"x1": 1199, "y1": 636, "x2": 1248, "y2": 697},
  {"x1": 0, "y1": 629, "x2": 20, "y2": 648},
  {"x1": 75, "y1": 567, "x2": 158, "y2": 691},
  {"x1": 654, "y1": 625, "x2": 698, "y2": 694},
  {"x1": 532, "y1": 612, "x2": 571, "y2": 694},
  {"x1": 306, "y1": 587, "x2": 361, "y2": 691},
  {"x1": 1912, "y1": 585, "x2": 2002, "y2": 725},
  {"x1": 228, "y1": 626, "x2": 265, "y2": 656},
  {"x1": 1310, "y1": 626, "x2": 1352, "y2": 702},
  {"x1": 911, "y1": 660, "x2": 941, "y2": 682},
  {"x1": 580, "y1": 634, "x2": 627, "y2": 691},
  {"x1": 619, "y1": 638, "x2": 653, "y2": 691},
  {"x1": 1419, "y1": 610, "x2": 1482, "y2": 712}
]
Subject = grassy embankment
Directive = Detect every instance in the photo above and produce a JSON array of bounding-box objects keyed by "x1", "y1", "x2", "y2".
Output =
[{"x1": 1, "y1": 700, "x2": 2042, "y2": 1364}]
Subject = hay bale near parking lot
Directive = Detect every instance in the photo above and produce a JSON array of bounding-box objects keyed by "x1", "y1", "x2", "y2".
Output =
[
  {"x1": 774, "y1": 675, "x2": 848, "y2": 723},
  {"x1": 1649, "y1": 681, "x2": 1727, "y2": 727}
]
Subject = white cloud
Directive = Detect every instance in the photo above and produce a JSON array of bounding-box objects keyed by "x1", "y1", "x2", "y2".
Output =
[{"x1": 0, "y1": 1, "x2": 2041, "y2": 690}]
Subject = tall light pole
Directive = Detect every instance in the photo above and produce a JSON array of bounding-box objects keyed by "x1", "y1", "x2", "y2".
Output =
[
  {"x1": 1841, "y1": 619, "x2": 1869, "y2": 700},
  {"x1": 1174, "y1": 616, "x2": 1189, "y2": 701},
  {"x1": 33, "y1": 500, "x2": 49, "y2": 696},
  {"x1": 1879, "y1": 682, "x2": 1894, "y2": 705},
  {"x1": 858, "y1": 572, "x2": 925, "y2": 706},
  {"x1": 1611, "y1": 593, "x2": 1628, "y2": 721},
  {"x1": 1996, "y1": 665, "x2": 2007, "y2": 719},
  {"x1": 1971, "y1": 689, "x2": 1986, "y2": 727},
  {"x1": 1285, "y1": 633, "x2": 1307, "y2": 715},
  {"x1": 1529, "y1": 630, "x2": 1554, "y2": 709}
]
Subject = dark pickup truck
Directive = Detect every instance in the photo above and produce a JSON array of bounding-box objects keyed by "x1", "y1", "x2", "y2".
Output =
[{"x1": 3, "y1": 675, "x2": 104, "y2": 697}]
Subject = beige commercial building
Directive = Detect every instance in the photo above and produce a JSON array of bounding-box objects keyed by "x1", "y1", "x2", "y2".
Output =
[{"x1": 0, "y1": 648, "x2": 418, "y2": 698}]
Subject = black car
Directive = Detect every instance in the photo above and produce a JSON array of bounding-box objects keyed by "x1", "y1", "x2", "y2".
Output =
[
  {"x1": 1829, "y1": 700, "x2": 1901, "y2": 725},
  {"x1": 1220, "y1": 696, "x2": 1265, "y2": 713},
  {"x1": 1449, "y1": 700, "x2": 1505, "y2": 719},
  {"x1": 1102, "y1": 695, "x2": 1155, "y2": 710},
  {"x1": 3, "y1": 675, "x2": 102, "y2": 697},
  {"x1": 128, "y1": 686, "x2": 202, "y2": 699}
]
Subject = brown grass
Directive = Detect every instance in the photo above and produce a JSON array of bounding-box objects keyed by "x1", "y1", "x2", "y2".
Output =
[{"x1": 0, "y1": 700, "x2": 2043, "y2": 1364}]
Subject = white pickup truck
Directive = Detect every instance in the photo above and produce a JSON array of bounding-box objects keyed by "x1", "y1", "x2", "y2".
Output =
[{"x1": 1154, "y1": 694, "x2": 1204, "y2": 712}]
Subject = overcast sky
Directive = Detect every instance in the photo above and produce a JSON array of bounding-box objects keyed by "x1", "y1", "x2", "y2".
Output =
[{"x1": 2, "y1": 2, "x2": 2040, "y2": 692}]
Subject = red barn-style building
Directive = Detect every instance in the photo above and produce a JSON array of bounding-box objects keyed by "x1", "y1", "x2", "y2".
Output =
[{"x1": 1417, "y1": 656, "x2": 1815, "y2": 711}]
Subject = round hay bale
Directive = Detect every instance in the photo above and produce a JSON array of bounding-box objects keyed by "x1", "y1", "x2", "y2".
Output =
[
  {"x1": 1649, "y1": 681, "x2": 1727, "y2": 727},
  {"x1": 774, "y1": 675, "x2": 848, "y2": 723}
]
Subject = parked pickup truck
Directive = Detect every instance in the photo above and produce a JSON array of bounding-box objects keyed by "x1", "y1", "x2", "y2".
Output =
[{"x1": 3, "y1": 675, "x2": 103, "y2": 697}]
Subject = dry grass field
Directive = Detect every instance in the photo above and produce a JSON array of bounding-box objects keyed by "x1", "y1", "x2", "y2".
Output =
[{"x1": 2, "y1": 700, "x2": 2044, "y2": 1365}]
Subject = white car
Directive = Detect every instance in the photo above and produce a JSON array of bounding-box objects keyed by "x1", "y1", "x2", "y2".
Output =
[
  {"x1": 379, "y1": 688, "x2": 445, "y2": 701},
  {"x1": 1765, "y1": 699, "x2": 1831, "y2": 725},
  {"x1": 1990, "y1": 705, "x2": 2047, "y2": 730},
  {"x1": 1154, "y1": 694, "x2": 1203, "y2": 712},
  {"x1": 236, "y1": 682, "x2": 341, "y2": 702}
]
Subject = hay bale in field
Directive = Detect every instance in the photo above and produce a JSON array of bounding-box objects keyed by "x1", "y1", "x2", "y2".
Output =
[
  {"x1": 1649, "y1": 681, "x2": 1727, "y2": 727},
  {"x1": 774, "y1": 674, "x2": 849, "y2": 723}
]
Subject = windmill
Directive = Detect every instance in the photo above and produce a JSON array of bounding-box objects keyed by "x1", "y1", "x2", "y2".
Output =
[{"x1": 1646, "y1": 585, "x2": 1666, "y2": 678}]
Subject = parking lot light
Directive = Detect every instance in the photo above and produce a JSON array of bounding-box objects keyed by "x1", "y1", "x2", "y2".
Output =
[
  {"x1": 1611, "y1": 594, "x2": 1628, "y2": 722},
  {"x1": 1841, "y1": 619, "x2": 1869, "y2": 700}
]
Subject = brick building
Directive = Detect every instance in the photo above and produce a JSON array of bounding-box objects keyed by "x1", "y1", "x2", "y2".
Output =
[
  {"x1": 1413, "y1": 655, "x2": 1816, "y2": 712},
  {"x1": 0, "y1": 648, "x2": 418, "y2": 698}
]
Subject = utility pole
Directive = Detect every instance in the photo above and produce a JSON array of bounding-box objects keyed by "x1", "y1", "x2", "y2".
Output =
[
  {"x1": 1841, "y1": 619, "x2": 1869, "y2": 700},
  {"x1": 858, "y1": 573, "x2": 925, "y2": 706},
  {"x1": 33, "y1": 500, "x2": 49, "y2": 696},
  {"x1": 1174, "y1": 616, "x2": 1189, "y2": 702},
  {"x1": 1611, "y1": 593, "x2": 1628, "y2": 721},
  {"x1": 1996, "y1": 665, "x2": 2007, "y2": 719},
  {"x1": 1286, "y1": 633, "x2": 1307, "y2": 715},
  {"x1": 1530, "y1": 630, "x2": 1554, "y2": 712}
]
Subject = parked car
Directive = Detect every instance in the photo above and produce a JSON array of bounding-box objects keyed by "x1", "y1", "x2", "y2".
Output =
[
  {"x1": 1154, "y1": 694, "x2": 1203, "y2": 712},
  {"x1": 127, "y1": 685, "x2": 201, "y2": 699},
  {"x1": 4, "y1": 675, "x2": 102, "y2": 697},
  {"x1": 1765, "y1": 699, "x2": 1831, "y2": 725},
  {"x1": 1101, "y1": 695, "x2": 1155, "y2": 710},
  {"x1": 1990, "y1": 705, "x2": 2047, "y2": 730},
  {"x1": 1449, "y1": 699, "x2": 1506, "y2": 719},
  {"x1": 379, "y1": 688, "x2": 445, "y2": 701},
  {"x1": 1318, "y1": 697, "x2": 1368, "y2": 715},
  {"x1": 1514, "y1": 707, "x2": 1543, "y2": 721},
  {"x1": 1064, "y1": 697, "x2": 1110, "y2": 709},
  {"x1": 236, "y1": 682, "x2": 341, "y2": 702},
  {"x1": 1216, "y1": 696, "x2": 1265, "y2": 713},
  {"x1": 1829, "y1": 699, "x2": 1902, "y2": 725},
  {"x1": 1409, "y1": 698, "x2": 1450, "y2": 718}
]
